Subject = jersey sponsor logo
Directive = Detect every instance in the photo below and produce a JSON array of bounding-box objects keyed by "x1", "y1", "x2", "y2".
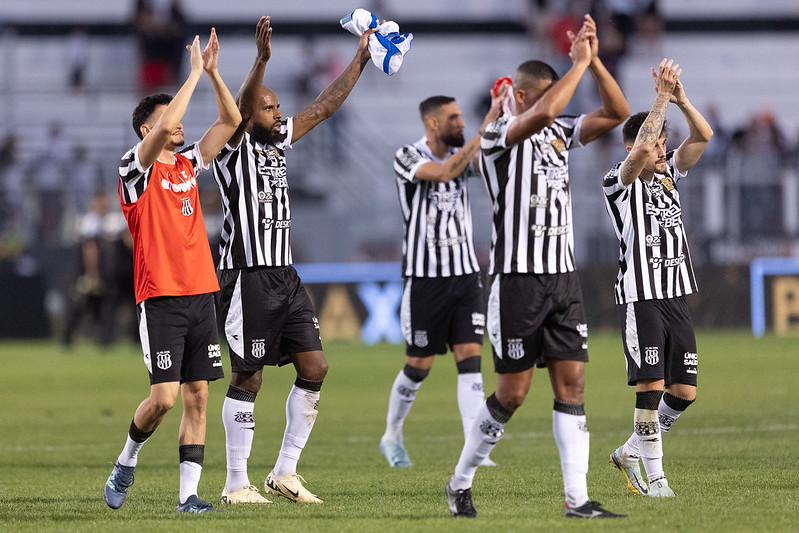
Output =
[
  {"x1": 644, "y1": 346, "x2": 659, "y2": 365},
  {"x1": 646, "y1": 202, "x2": 682, "y2": 228},
  {"x1": 251, "y1": 339, "x2": 266, "y2": 359},
  {"x1": 429, "y1": 189, "x2": 463, "y2": 214},
  {"x1": 472, "y1": 313, "x2": 486, "y2": 327},
  {"x1": 530, "y1": 194, "x2": 548, "y2": 208},
  {"x1": 650, "y1": 254, "x2": 684, "y2": 269},
  {"x1": 269, "y1": 175, "x2": 288, "y2": 188},
  {"x1": 162, "y1": 170, "x2": 196, "y2": 193},
  {"x1": 543, "y1": 166, "x2": 568, "y2": 191},
  {"x1": 413, "y1": 330, "x2": 429, "y2": 347},
  {"x1": 257, "y1": 190, "x2": 274, "y2": 203},
  {"x1": 547, "y1": 225, "x2": 570, "y2": 236},
  {"x1": 262, "y1": 219, "x2": 291, "y2": 230},
  {"x1": 312, "y1": 317, "x2": 321, "y2": 341},
  {"x1": 684, "y1": 351, "x2": 698, "y2": 374},
  {"x1": 234, "y1": 411, "x2": 254, "y2": 424},
  {"x1": 181, "y1": 197, "x2": 193, "y2": 216},
  {"x1": 208, "y1": 343, "x2": 222, "y2": 367},
  {"x1": 397, "y1": 147, "x2": 420, "y2": 168},
  {"x1": 531, "y1": 224, "x2": 546, "y2": 237},
  {"x1": 156, "y1": 350, "x2": 172, "y2": 370},
  {"x1": 507, "y1": 338, "x2": 524, "y2": 360},
  {"x1": 427, "y1": 235, "x2": 466, "y2": 247},
  {"x1": 576, "y1": 323, "x2": 588, "y2": 349},
  {"x1": 486, "y1": 116, "x2": 508, "y2": 136},
  {"x1": 645, "y1": 234, "x2": 661, "y2": 247}
]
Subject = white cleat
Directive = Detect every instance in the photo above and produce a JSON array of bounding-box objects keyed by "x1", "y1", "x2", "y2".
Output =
[
  {"x1": 648, "y1": 478, "x2": 676, "y2": 498},
  {"x1": 265, "y1": 471, "x2": 323, "y2": 503},
  {"x1": 221, "y1": 484, "x2": 272, "y2": 504},
  {"x1": 609, "y1": 446, "x2": 648, "y2": 495}
]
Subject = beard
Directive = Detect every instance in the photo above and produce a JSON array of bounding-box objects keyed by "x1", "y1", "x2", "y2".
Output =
[
  {"x1": 251, "y1": 121, "x2": 281, "y2": 146},
  {"x1": 441, "y1": 131, "x2": 465, "y2": 148}
]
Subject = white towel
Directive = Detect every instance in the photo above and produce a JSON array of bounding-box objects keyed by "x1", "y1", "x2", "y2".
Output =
[{"x1": 340, "y1": 8, "x2": 413, "y2": 75}]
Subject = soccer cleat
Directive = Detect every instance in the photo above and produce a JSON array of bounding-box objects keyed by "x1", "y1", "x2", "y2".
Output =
[
  {"x1": 564, "y1": 500, "x2": 627, "y2": 518},
  {"x1": 379, "y1": 437, "x2": 413, "y2": 467},
  {"x1": 176, "y1": 494, "x2": 216, "y2": 513},
  {"x1": 104, "y1": 462, "x2": 135, "y2": 509},
  {"x1": 648, "y1": 478, "x2": 676, "y2": 498},
  {"x1": 609, "y1": 446, "x2": 648, "y2": 495},
  {"x1": 221, "y1": 484, "x2": 272, "y2": 504},
  {"x1": 445, "y1": 479, "x2": 477, "y2": 518},
  {"x1": 265, "y1": 471, "x2": 323, "y2": 503}
]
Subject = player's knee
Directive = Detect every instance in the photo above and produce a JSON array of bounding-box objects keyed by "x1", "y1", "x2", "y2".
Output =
[
  {"x1": 149, "y1": 396, "x2": 177, "y2": 416},
  {"x1": 495, "y1": 388, "x2": 526, "y2": 411}
]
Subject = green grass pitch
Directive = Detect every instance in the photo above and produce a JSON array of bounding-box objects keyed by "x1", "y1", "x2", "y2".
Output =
[{"x1": 0, "y1": 330, "x2": 797, "y2": 532}]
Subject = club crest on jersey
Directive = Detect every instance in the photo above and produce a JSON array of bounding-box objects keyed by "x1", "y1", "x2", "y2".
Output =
[
  {"x1": 156, "y1": 350, "x2": 172, "y2": 370},
  {"x1": 251, "y1": 339, "x2": 266, "y2": 359},
  {"x1": 661, "y1": 176, "x2": 675, "y2": 191},
  {"x1": 181, "y1": 197, "x2": 193, "y2": 216},
  {"x1": 644, "y1": 346, "x2": 659, "y2": 365},
  {"x1": 551, "y1": 139, "x2": 566, "y2": 152}
]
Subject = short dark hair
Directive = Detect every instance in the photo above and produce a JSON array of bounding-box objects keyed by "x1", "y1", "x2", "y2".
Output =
[
  {"x1": 516, "y1": 60, "x2": 560, "y2": 84},
  {"x1": 132, "y1": 93, "x2": 173, "y2": 140},
  {"x1": 419, "y1": 95, "x2": 456, "y2": 121},
  {"x1": 623, "y1": 111, "x2": 669, "y2": 145}
]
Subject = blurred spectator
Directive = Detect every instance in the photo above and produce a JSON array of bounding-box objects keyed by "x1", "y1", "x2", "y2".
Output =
[
  {"x1": 67, "y1": 145, "x2": 102, "y2": 213},
  {"x1": 0, "y1": 135, "x2": 33, "y2": 257},
  {"x1": 131, "y1": 0, "x2": 187, "y2": 92},
  {"x1": 66, "y1": 27, "x2": 90, "y2": 91},
  {"x1": 34, "y1": 122, "x2": 71, "y2": 244}
]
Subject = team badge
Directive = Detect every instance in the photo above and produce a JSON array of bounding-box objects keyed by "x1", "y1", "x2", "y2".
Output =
[
  {"x1": 507, "y1": 338, "x2": 524, "y2": 360},
  {"x1": 551, "y1": 139, "x2": 566, "y2": 152},
  {"x1": 644, "y1": 346, "x2": 659, "y2": 365},
  {"x1": 661, "y1": 176, "x2": 675, "y2": 191},
  {"x1": 181, "y1": 197, "x2": 193, "y2": 216},
  {"x1": 156, "y1": 350, "x2": 172, "y2": 370},
  {"x1": 251, "y1": 339, "x2": 266, "y2": 359},
  {"x1": 413, "y1": 330, "x2": 428, "y2": 347}
]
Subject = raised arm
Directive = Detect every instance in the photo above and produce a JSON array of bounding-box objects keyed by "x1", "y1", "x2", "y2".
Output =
[
  {"x1": 618, "y1": 58, "x2": 679, "y2": 186},
  {"x1": 671, "y1": 78, "x2": 714, "y2": 173},
  {"x1": 415, "y1": 85, "x2": 508, "y2": 183},
  {"x1": 505, "y1": 22, "x2": 592, "y2": 146},
  {"x1": 579, "y1": 14, "x2": 630, "y2": 145},
  {"x1": 290, "y1": 28, "x2": 375, "y2": 143},
  {"x1": 229, "y1": 16, "x2": 272, "y2": 147},
  {"x1": 196, "y1": 28, "x2": 243, "y2": 165},
  {"x1": 137, "y1": 35, "x2": 204, "y2": 169}
]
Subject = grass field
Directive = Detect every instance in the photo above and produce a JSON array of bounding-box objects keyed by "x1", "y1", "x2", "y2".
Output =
[{"x1": 0, "y1": 329, "x2": 797, "y2": 532}]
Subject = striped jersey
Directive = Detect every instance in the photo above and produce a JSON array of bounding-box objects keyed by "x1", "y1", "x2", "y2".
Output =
[
  {"x1": 118, "y1": 142, "x2": 219, "y2": 303},
  {"x1": 602, "y1": 150, "x2": 698, "y2": 304},
  {"x1": 479, "y1": 113, "x2": 584, "y2": 275},
  {"x1": 212, "y1": 119, "x2": 294, "y2": 269},
  {"x1": 394, "y1": 137, "x2": 481, "y2": 278}
]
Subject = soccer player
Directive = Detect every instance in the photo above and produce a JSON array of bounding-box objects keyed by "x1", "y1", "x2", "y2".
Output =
[
  {"x1": 212, "y1": 16, "x2": 376, "y2": 505},
  {"x1": 603, "y1": 59, "x2": 713, "y2": 497},
  {"x1": 445, "y1": 15, "x2": 630, "y2": 519},
  {"x1": 103, "y1": 29, "x2": 241, "y2": 513},
  {"x1": 380, "y1": 90, "x2": 506, "y2": 468}
]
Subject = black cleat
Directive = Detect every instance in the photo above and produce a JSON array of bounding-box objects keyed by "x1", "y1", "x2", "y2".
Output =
[
  {"x1": 564, "y1": 500, "x2": 626, "y2": 518},
  {"x1": 445, "y1": 479, "x2": 477, "y2": 518}
]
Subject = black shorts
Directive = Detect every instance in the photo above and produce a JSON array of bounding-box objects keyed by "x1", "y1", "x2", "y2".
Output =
[
  {"x1": 487, "y1": 272, "x2": 589, "y2": 374},
  {"x1": 137, "y1": 293, "x2": 224, "y2": 385},
  {"x1": 217, "y1": 266, "x2": 322, "y2": 372},
  {"x1": 400, "y1": 273, "x2": 485, "y2": 357},
  {"x1": 617, "y1": 296, "x2": 698, "y2": 387}
]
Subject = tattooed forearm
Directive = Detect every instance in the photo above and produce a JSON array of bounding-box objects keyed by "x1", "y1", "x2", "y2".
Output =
[{"x1": 636, "y1": 92, "x2": 670, "y2": 148}]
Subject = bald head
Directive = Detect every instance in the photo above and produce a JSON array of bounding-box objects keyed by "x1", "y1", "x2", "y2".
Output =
[{"x1": 249, "y1": 86, "x2": 283, "y2": 144}]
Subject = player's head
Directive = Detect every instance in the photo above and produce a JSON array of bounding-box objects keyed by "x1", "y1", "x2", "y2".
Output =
[
  {"x1": 132, "y1": 93, "x2": 183, "y2": 145},
  {"x1": 248, "y1": 86, "x2": 283, "y2": 145},
  {"x1": 419, "y1": 95, "x2": 465, "y2": 148},
  {"x1": 512, "y1": 60, "x2": 559, "y2": 112},
  {"x1": 624, "y1": 111, "x2": 670, "y2": 173}
]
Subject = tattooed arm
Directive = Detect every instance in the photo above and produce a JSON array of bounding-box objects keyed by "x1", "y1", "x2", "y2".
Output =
[
  {"x1": 290, "y1": 28, "x2": 375, "y2": 143},
  {"x1": 618, "y1": 58, "x2": 680, "y2": 186}
]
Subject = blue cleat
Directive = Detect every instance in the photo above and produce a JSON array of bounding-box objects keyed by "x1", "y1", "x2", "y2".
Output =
[
  {"x1": 104, "y1": 462, "x2": 135, "y2": 509},
  {"x1": 379, "y1": 437, "x2": 413, "y2": 467},
  {"x1": 176, "y1": 494, "x2": 216, "y2": 513}
]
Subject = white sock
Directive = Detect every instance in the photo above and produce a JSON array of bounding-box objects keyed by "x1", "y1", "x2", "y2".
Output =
[
  {"x1": 382, "y1": 370, "x2": 422, "y2": 443},
  {"x1": 457, "y1": 372, "x2": 485, "y2": 440},
  {"x1": 179, "y1": 461, "x2": 202, "y2": 504},
  {"x1": 658, "y1": 397, "x2": 683, "y2": 433},
  {"x1": 635, "y1": 407, "x2": 665, "y2": 482},
  {"x1": 622, "y1": 431, "x2": 640, "y2": 458},
  {"x1": 450, "y1": 399, "x2": 507, "y2": 490},
  {"x1": 222, "y1": 396, "x2": 255, "y2": 491},
  {"x1": 552, "y1": 407, "x2": 590, "y2": 508},
  {"x1": 273, "y1": 385, "x2": 319, "y2": 476},
  {"x1": 117, "y1": 435, "x2": 148, "y2": 468}
]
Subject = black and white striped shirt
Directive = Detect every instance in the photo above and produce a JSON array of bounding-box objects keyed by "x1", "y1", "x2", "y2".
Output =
[
  {"x1": 602, "y1": 150, "x2": 698, "y2": 304},
  {"x1": 394, "y1": 137, "x2": 480, "y2": 278},
  {"x1": 479, "y1": 114, "x2": 583, "y2": 275},
  {"x1": 212, "y1": 119, "x2": 293, "y2": 269}
]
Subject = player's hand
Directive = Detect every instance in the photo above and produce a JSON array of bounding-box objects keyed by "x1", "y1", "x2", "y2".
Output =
[
  {"x1": 202, "y1": 28, "x2": 220, "y2": 73},
  {"x1": 487, "y1": 80, "x2": 509, "y2": 121},
  {"x1": 187, "y1": 35, "x2": 203, "y2": 73},
  {"x1": 581, "y1": 14, "x2": 599, "y2": 61},
  {"x1": 256, "y1": 16, "x2": 272, "y2": 62},
  {"x1": 651, "y1": 58, "x2": 680, "y2": 99},
  {"x1": 567, "y1": 23, "x2": 591, "y2": 67},
  {"x1": 357, "y1": 27, "x2": 378, "y2": 59}
]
